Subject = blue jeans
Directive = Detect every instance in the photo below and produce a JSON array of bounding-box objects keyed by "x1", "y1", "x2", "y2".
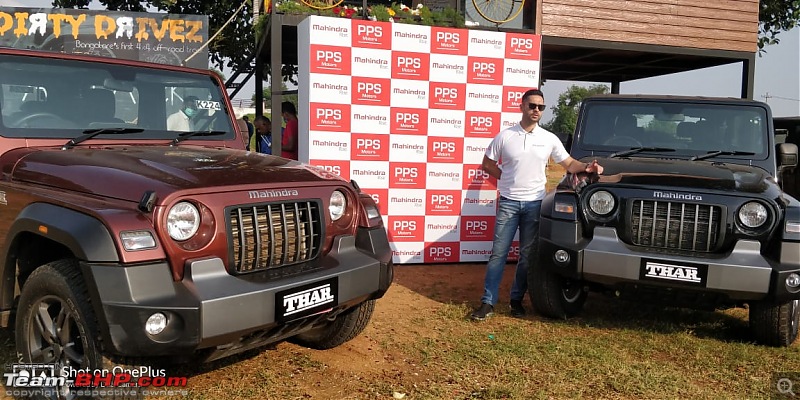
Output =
[{"x1": 480, "y1": 197, "x2": 541, "y2": 306}]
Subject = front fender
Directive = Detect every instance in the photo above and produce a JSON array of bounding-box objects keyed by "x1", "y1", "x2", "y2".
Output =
[{"x1": 4, "y1": 203, "x2": 118, "y2": 262}]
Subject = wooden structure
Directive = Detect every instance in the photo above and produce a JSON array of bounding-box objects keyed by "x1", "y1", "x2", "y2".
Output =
[
  {"x1": 526, "y1": 0, "x2": 759, "y2": 97},
  {"x1": 228, "y1": 0, "x2": 761, "y2": 138}
]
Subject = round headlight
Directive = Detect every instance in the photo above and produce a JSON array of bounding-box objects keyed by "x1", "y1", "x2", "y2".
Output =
[
  {"x1": 330, "y1": 190, "x2": 346, "y2": 221},
  {"x1": 167, "y1": 201, "x2": 200, "y2": 241},
  {"x1": 738, "y1": 201, "x2": 768, "y2": 228},
  {"x1": 588, "y1": 190, "x2": 615, "y2": 216}
]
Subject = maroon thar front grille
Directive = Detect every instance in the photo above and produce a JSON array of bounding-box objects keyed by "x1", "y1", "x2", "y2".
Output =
[{"x1": 229, "y1": 201, "x2": 322, "y2": 273}]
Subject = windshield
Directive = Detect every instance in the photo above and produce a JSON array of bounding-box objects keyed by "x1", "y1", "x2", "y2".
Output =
[
  {"x1": 577, "y1": 101, "x2": 770, "y2": 160},
  {"x1": 0, "y1": 54, "x2": 235, "y2": 141}
]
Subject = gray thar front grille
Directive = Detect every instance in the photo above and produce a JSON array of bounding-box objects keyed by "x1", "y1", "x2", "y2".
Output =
[{"x1": 630, "y1": 200, "x2": 721, "y2": 252}]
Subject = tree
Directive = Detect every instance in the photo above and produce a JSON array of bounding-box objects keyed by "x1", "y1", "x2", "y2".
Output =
[
  {"x1": 759, "y1": 0, "x2": 800, "y2": 50},
  {"x1": 541, "y1": 84, "x2": 609, "y2": 136},
  {"x1": 52, "y1": 0, "x2": 255, "y2": 72}
]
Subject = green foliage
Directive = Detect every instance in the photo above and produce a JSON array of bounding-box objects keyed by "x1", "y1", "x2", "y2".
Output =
[
  {"x1": 542, "y1": 84, "x2": 609, "y2": 136},
  {"x1": 432, "y1": 7, "x2": 465, "y2": 28},
  {"x1": 274, "y1": 1, "x2": 324, "y2": 15},
  {"x1": 270, "y1": 0, "x2": 462, "y2": 27},
  {"x1": 370, "y1": 5, "x2": 393, "y2": 22},
  {"x1": 758, "y1": 0, "x2": 800, "y2": 52}
]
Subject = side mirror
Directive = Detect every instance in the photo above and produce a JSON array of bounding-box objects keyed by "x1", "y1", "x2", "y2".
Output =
[{"x1": 777, "y1": 142, "x2": 798, "y2": 170}]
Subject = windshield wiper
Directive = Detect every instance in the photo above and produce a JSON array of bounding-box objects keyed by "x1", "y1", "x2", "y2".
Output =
[
  {"x1": 609, "y1": 147, "x2": 676, "y2": 158},
  {"x1": 62, "y1": 127, "x2": 144, "y2": 150},
  {"x1": 170, "y1": 130, "x2": 226, "y2": 146},
  {"x1": 690, "y1": 150, "x2": 755, "y2": 161}
]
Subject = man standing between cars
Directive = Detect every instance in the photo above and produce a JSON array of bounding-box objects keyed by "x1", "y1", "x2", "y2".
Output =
[{"x1": 471, "y1": 88, "x2": 604, "y2": 321}]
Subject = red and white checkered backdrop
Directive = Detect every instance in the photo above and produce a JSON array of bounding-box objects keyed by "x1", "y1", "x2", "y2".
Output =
[{"x1": 298, "y1": 16, "x2": 542, "y2": 264}]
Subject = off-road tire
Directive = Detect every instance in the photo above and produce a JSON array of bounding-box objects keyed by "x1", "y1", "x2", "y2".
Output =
[
  {"x1": 749, "y1": 299, "x2": 799, "y2": 347},
  {"x1": 292, "y1": 300, "x2": 375, "y2": 350},
  {"x1": 529, "y1": 261, "x2": 587, "y2": 319},
  {"x1": 15, "y1": 259, "x2": 144, "y2": 399}
]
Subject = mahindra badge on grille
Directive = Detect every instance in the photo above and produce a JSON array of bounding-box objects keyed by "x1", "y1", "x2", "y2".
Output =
[
  {"x1": 653, "y1": 191, "x2": 703, "y2": 201},
  {"x1": 248, "y1": 189, "x2": 300, "y2": 199}
]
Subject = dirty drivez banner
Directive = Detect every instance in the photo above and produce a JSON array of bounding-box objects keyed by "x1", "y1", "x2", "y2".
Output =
[{"x1": 0, "y1": 7, "x2": 208, "y2": 69}]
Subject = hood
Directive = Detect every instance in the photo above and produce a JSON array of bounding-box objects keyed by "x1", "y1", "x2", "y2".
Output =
[
  {"x1": 589, "y1": 157, "x2": 777, "y2": 195},
  {"x1": 11, "y1": 146, "x2": 346, "y2": 202}
]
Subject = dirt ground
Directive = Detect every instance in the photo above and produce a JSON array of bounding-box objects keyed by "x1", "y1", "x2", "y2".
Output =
[{"x1": 164, "y1": 263, "x2": 510, "y2": 399}]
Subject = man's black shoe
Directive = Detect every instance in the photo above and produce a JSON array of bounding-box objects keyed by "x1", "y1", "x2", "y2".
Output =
[
  {"x1": 510, "y1": 300, "x2": 526, "y2": 317},
  {"x1": 470, "y1": 303, "x2": 494, "y2": 321}
]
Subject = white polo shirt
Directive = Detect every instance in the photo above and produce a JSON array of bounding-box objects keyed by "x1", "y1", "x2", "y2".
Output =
[{"x1": 485, "y1": 123, "x2": 569, "y2": 201}]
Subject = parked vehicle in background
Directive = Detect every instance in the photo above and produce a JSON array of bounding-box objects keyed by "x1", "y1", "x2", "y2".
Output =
[
  {"x1": 532, "y1": 94, "x2": 800, "y2": 346},
  {"x1": 0, "y1": 47, "x2": 392, "y2": 398}
]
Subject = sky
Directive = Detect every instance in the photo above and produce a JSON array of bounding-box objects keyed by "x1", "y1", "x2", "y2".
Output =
[
  {"x1": 9, "y1": 0, "x2": 800, "y2": 118},
  {"x1": 539, "y1": 26, "x2": 800, "y2": 120}
]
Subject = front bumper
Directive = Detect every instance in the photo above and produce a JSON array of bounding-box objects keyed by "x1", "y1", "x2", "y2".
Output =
[
  {"x1": 84, "y1": 231, "x2": 393, "y2": 359},
  {"x1": 539, "y1": 217, "x2": 800, "y2": 304}
]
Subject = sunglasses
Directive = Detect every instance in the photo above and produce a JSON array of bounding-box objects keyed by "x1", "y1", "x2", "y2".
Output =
[{"x1": 527, "y1": 103, "x2": 546, "y2": 111}]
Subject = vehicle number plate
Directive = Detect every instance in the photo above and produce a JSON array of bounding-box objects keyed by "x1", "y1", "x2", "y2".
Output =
[
  {"x1": 275, "y1": 278, "x2": 338, "y2": 322},
  {"x1": 639, "y1": 259, "x2": 708, "y2": 286}
]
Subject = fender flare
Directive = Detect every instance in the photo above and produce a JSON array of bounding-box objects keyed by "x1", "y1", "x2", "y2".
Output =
[
  {"x1": 0, "y1": 203, "x2": 119, "y2": 317},
  {"x1": 4, "y1": 203, "x2": 119, "y2": 263}
]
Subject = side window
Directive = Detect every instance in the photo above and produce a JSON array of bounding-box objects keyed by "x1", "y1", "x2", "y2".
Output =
[{"x1": 1, "y1": 85, "x2": 48, "y2": 127}]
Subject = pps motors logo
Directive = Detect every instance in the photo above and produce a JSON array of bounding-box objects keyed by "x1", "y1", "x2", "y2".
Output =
[
  {"x1": 390, "y1": 108, "x2": 428, "y2": 135},
  {"x1": 390, "y1": 162, "x2": 426, "y2": 188},
  {"x1": 467, "y1": 57, "x2": 503, "y2": 85},
  {"x1": 388, "y1": 216, "x2": 425, "y2": 242},
  {"x1": 465, "y1": 111, "x2": 499, "y2": 137},
  {"x1": 352, "y1": 77, "x2": 391, "y2": 106},
  {"x1": 506, "y1": 34, "x2": 540, "y2": 59},
  {"x1": 310, "y1": 103, "x2": 350, "y2": 131},
  {"x1": 351, "y1": 134, "x2": 389, "y2": 161},
  {"x1": 310, "y1": 45, "x2": 352, "y2": 75},
  {"x1": 460, "y1": 217, "x2": 493, "y2": 241},
  {"x1": 428, "y1": 137, "x2": 463, "y2": 163},
  {"x1": 426, "y1": 190, "x2": 461, "y2": 215},
  {"x1": 429, "y1": 83, "x2": 466, "y2": 109},
  {"x1": 425, "y1": 242, "x2": 459, "y2": 263},
  {"x1": 462, "y1": 164, "x2": 494, "y2": 190},
  {"x1": 352, "y1": 20, "x2": 390, "y2": 48},
  {"x1": 432, "y1": 27, "x2": 467, "y2": 54},
  {"x1": 392, "y1": 51, "x2": 430, "y2": 80}
]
